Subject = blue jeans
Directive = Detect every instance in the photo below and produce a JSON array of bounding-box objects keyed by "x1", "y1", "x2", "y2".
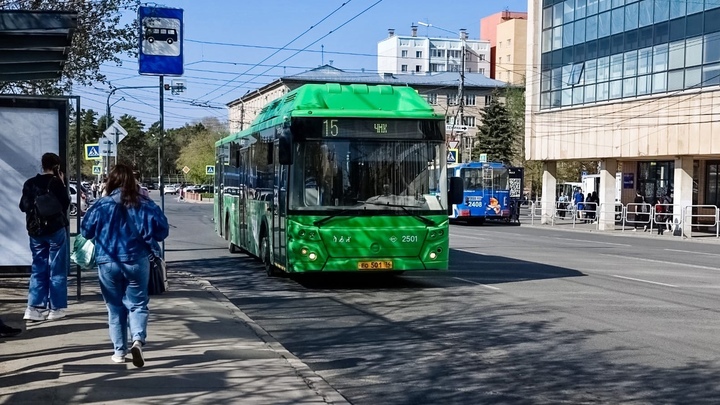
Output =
[
  {"x1": 28, "y1": 227, "x2": 69, "y2": 310},
  {"x1": 98, "y1": 258, "x2": 150, "y2": 356}
]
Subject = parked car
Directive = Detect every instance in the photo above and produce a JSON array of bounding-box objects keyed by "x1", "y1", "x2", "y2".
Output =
[
  {"x1": 68, "y1": 184, "x2": 88, "y2": 216},
  {"x1": 163, "y1": 184, "x2": 178, "y2": 195}
]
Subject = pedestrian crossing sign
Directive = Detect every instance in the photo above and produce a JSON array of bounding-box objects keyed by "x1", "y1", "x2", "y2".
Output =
[
  {"x1": 92, "y1": 165, "x2": 102, "y2": 175},
  {"x1": 447, "y1": 149, "x2": 458, "y2": 164},
  {"x1": 206, "y1": 165, "x2": 215, "y2": 175},
  {"x1": 85, "y1": 143, "x2": 100, "y2": 160}
]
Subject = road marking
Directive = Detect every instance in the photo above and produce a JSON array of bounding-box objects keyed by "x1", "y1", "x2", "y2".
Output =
[
  {"x1": 550, "y1": 237, "x2": 631, "y2": 247},
  {"x1": 664, "y1": 249, "x2": 720, "y2": 257},
  {"x1": 611, "y1": 275, "x2": 677, "y2": 288},
  {"x1": 453, "y1": 277, "x2": 501, "y2": 290},
  {"x1": 599, "y1": 253, "x2": 720, "y2": 271}
]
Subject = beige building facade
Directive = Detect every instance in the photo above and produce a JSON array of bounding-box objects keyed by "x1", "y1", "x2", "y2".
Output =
[
  {"x1": 495, "y1": 18, "x2": 528, "y2": 85},
  {"x1": 526, "y1": 0, "x2": 720, "y2": 234}
]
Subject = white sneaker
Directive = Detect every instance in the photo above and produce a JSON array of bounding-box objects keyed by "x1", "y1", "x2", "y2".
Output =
[
  {"x1": 131, "y1": 341, "x2": 145, "y2": 368},
  {"x1": 111, "y1": 354, "x2": 126, "y2": 363},
  {"x1": 23, "y1": 307, "x2": 47, "y2": 321},
  {"x1": 47, "y1": 309, "x2": 67, "y2": 320}
]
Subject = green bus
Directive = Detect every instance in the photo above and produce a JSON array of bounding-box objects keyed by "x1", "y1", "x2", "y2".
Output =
[{"x1": 214, "y1": 83, "x2": 462, "y2": 276}]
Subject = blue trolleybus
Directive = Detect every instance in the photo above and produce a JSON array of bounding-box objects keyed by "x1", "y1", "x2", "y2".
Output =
[{"x1": 448, "y1": 162, "x2": 524, "y2": 224}]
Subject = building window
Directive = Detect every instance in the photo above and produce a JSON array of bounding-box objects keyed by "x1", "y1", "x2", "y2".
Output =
[
  {"x1": 401, "y1": 50, "x2": 408, "y2": 58},
  {"x1": 462, "y1": 116, "x2": 475, "y2": 126},
  {"x1": 416, "y1": 51, "x2": 423, "y2": 58},
  {"x1": 479, "y1": 54, "x2": 485, "y2": 61},
  {"x1": 447, "y1": 94, "x2": 458, "y2": 105},
  {"x1": 415, "y1": 65, "x2": 421, "y2": 72},
  {"x1": 427, "y1": 93, "x2": 437, "y2": 104},
  {"x1": 569, "y1": 62, "x2": 585, "y2": 85},
  {"x1": 479, "y1": 68, "x2": 486, "y2": 75},
  {"x1": 465, "y1": 94, "x2": 476, "y2": 106},
  {"x1": 484, "y1": 95, "x2": 492, "y2": 105},
  {"x1": 507, "y1": 39, "x2": 512, "y2": 46},
  {"x1": 507, "y1": 54, "x2": 511, "y2": 62},
  {"x1": 499, "y1": 57, "x2": 503, "y2": 63},
  {"x1": 401, "y1": 65, "x2": 408, "y2": 72}
]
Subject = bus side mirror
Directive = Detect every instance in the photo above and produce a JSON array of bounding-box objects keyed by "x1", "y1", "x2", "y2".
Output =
[
  {"x1": 448, "y1": 176, "x2": 464, "y2": 205},
  {"x1": 279, "y1": 128, "x2": 293, "y2": 165}
]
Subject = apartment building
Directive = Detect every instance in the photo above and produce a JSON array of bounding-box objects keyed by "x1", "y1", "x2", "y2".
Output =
[
  {"x1": 526, "y1": 0, "x2": 720, "y2": 233},
  {"x1": 377, "y1": 26, "x2": 490, "y2": 76},
  {"x1": 480, "y1": 11, "x2": 528, "y2": 81},
  {"x1": 226, "y1": 65, "x2": 507, "y2": 163}
]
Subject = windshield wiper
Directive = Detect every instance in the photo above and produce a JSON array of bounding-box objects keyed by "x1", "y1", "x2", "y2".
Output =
[
  {"x1": 363, "y1": 201, "x2": 435, "y2": 226},
  {"x1": 313, "y1": 208, "x2": 356, "y2": 228}
]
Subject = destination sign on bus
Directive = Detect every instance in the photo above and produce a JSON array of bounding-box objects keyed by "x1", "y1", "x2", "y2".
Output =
[{"x1": 292, "y1": 118, "x2": 444, "y2": 141}]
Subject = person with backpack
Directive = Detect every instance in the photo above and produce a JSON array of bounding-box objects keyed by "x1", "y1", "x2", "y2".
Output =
[{"x1": 18, "y1": 152, "x2": 71, "y2": 321}]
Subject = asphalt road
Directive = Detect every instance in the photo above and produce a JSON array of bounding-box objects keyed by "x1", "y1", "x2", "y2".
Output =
[{"x1": 162, "y1": 196, "x2": 720, "y2": 405}]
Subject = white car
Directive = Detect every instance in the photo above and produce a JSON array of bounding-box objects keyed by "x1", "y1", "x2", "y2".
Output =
[
  {"x1": 68, "y1": 184, "x2": 88, "y2": 216},
  {"x1": 163, "y1": 184, "x2": 178, "y2": 194}
]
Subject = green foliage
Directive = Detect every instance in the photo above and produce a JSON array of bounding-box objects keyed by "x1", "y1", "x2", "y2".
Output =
[
  {"x1": 472, "y1": 90, "x2": 515, "y2": 165},
  {"x1": 0, "y1": 0, "x2": 138, "y2": 95},
  {"x1": 175, "y1": 118, "x2": 228, "y2": 184}
]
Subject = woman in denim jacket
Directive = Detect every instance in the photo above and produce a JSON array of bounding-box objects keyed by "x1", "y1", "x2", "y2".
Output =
[{"x1": 81, "y1": 164, "x2": 168, "y2": 367}]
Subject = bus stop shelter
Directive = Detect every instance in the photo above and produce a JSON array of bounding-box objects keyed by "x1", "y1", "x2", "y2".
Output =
[{"x1": 0, "y1": 9, "x2": 79, "y2": 296}]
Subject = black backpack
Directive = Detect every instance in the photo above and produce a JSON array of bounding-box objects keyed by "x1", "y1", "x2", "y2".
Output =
[{"x1": 27, "y1": 177, "x2": 63, "y2": 235}]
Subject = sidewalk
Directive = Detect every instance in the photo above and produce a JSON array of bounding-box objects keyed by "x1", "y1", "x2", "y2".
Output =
[{"x1": 0, "y1": 271, "x2": 348, "y2": 405}]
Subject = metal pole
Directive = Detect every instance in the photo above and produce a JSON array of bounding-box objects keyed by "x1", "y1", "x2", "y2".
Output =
[
  {"x1": 458, "y1": 29, "x2": 466, "y2": 162},
  {"x1": 159, "y1": 76, "x2": 165, "y2": 259},
  {"x1": 73, "y1": 96, "x2": 82, "y2": 301}
]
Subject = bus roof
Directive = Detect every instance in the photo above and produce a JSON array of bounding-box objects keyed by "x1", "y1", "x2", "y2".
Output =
[
  {"x1": 448, "y1": 162, "x2": 507, "y2": 169},
  {"x1": 217, "y1": 83, "x2": 443, "y2": 146}
]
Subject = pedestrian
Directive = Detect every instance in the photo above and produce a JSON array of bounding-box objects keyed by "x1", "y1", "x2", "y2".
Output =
[
  {"x1": 0, "y1": 317, "x2": 22, "y2": 337},
  {"x1": 18, "y1": 152, "x2": 71, "y2": 321},
  {"x1": 91, "y1": 181, "x2": 98, "y2": 199},
  {"x1": 573, "y1": 188, "x2": 584, "y2": 220},
  {"x1": 81, "y1": 163, "x2": 169, "y2": 367},
  {"x1": 655, "y1": 197, "x2": 666, "y2": 235}
]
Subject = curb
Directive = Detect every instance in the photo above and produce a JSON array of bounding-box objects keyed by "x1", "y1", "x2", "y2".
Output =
[{"x1": 181, "y1": 271, "x2": 350, "y2": 405}]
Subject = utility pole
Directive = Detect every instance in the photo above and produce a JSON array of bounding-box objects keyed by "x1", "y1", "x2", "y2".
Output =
[{"x1": 458, "y1": 28, "x2": 467, "y2": 162}]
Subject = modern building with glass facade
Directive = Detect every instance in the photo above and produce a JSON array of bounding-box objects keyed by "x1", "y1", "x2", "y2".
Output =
[{"x1": 527, "y1": 0, "x2": 720, "y2": 233}]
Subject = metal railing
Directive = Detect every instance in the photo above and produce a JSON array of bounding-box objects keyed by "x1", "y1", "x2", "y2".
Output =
[
  {"x1": 681, "y1": 205, "x2": 720, "y2": 238},
  {"x1": 527, "y1": 200, "x2": 719, "y2": 238}
]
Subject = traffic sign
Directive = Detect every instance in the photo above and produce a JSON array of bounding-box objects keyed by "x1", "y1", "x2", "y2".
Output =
[
  {"x1": 448, "y1": 140, "x2": 459, "y2": 149},
  {"x1": 98, "y1": 137, "x2": 117, "y2": 157},
  {"x1": 92, "y1": 165, "x2": 102, "y2": 175},
  {"x1": 206, "y1": 165, "x2": 215, "y2": 175},
  {"x1": 85, "y1": 143, "x2": 100, "y2": 160},
  {"x1": 479, "y1": 153, "x2": 488, "y2": 162},
  {"x1": 447, "y1": 149, "x2": 458, "y2": 164},
  {"x1": 138, "y1": 6, "x2": 184, "y2": 76},
  {"x1": 182, "y1": 166, "x2": 190, "y2": 174},
  {"x1": 103, "y1": 122, "x2": 128, "y2": 144}
]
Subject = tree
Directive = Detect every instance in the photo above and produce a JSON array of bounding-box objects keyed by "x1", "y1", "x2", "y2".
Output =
[
  {"x1": 175, "y1": 119, "x2": 228, "y2": 184},
  {"x1": 472, "y1": 91, "x2": 515, "y2": 165},
  {"x1": 0, "y1": 0, "x2": 138, "y2": 95}
]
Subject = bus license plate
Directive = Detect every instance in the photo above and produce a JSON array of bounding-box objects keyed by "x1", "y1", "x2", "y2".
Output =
[{"x1": 358, "y1": 260, "x2": 393, "y2": 270}]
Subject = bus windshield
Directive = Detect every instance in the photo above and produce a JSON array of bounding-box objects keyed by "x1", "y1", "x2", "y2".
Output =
[
  {"x1": 290, "y1": 140, "x2": 446, "y2": 211},
  {"x1": 461, "y1": 167, "x2": 509, "y2": 191}
]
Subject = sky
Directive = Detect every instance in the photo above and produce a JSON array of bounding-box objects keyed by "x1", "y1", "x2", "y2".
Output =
[{"x1": 72, "y1": 0, "x2": 529, "y2": 130}]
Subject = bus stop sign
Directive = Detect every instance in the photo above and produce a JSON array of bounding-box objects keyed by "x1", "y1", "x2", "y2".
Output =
[{"x1": 138, "y1": 6, "x2": 184, "y2": 76}]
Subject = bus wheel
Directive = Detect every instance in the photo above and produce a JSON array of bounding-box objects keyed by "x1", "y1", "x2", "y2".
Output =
[
  {"x1": 167, "y1": 38, "x2": 174, "y2": 44},
  {"x1": 229, "y1": 240, "x2": 239, "y2": 254},
  {"x1": 261, "y1": 234, "x2": 279, "y2": 277},
  {"x1": 147, "y1": 37, "x2": 154, "y2": 43}
]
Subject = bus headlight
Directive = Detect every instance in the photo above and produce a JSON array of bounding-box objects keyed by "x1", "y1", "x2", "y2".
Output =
[
  {"x1": 301, "y1": 248, "x2": 308, "y2": 255},
  {"x1": 308, "y1": 252, "x2": 318, "y2": 261},
  {"x1": 429, "y1": 252, "x2": 437, "y2": 260}
]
